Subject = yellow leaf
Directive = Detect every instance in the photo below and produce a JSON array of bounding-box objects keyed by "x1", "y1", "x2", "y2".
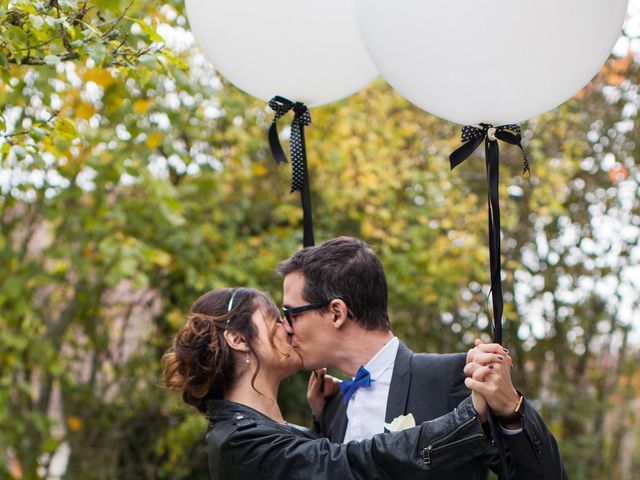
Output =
[
  {"x1": 53, "y1": 118, "x2": 79, "y2": 141},
  {"x1": 75, "y1": 102, "x2": 96, "y2": 120},
  {"x1": 67, "y1": 416, "x2": 82, "y2": 431},
  {"x1": 134, "y1": 99, "x2": 151, "y2": 115},
  {"x1": 148, "y1": 249, "x2": 172, "y2": 268},
  {"x1": 146, "y1": 132, "x2": 164, "y2": 149},
  {"x1": 166, "y1": 309, "x2": 184, "y2": 329},
  {"x1": 252, "y1": 163, "x2": 268, "y2": 176},
  {"x1": 81, "y1": 68, "x2": 114, "y2": 88}
]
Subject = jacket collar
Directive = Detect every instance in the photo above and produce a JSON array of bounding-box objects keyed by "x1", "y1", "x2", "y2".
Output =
[
  {"x1": 384, "y1": 341, "x2": 413, "y2": 424},
  {"x1": 206, "y1": 399, "x2": 269, "y2": 423}
]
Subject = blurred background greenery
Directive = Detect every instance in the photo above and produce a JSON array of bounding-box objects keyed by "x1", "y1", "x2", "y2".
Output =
[{"x1": 0, "y1": 0, "x2": 638, "y2": 478}]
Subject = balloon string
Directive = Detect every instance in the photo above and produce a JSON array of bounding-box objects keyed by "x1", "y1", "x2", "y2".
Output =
[
  {"x1": 449, "y1": 123, "x2": 529, "y2": 342},
  {"x1": 449, "y1": 124, "x2": 529, "y2": 480},
  {"x1": 268, "y1": 96, "x2": 315, "y2": 247},
  {"x1": 485, "y1": 138, "x2": 503, "y2": 344}
]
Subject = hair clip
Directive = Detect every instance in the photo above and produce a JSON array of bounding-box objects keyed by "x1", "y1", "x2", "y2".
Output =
[{"x1": 226, "y1": 289, "x2": 238, "y2": 324}]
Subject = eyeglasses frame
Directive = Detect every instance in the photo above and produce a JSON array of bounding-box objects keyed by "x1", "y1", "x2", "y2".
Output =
[{"x1": 281, "y1": 301, "x2": 330, "y2": 326}]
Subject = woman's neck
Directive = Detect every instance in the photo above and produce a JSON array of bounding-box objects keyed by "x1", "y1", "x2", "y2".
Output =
[{"x1": 225, "y1": 368, "x2": 285, "y2": 424}]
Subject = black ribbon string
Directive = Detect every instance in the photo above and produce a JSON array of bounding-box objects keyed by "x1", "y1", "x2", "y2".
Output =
[
  {"x1": 449, "y1": 123, "x2": 529, "y2": 344},
  {"x1": 268, "y1": 96, "x2": 314, "y2": 247},
  {"x1": 450, "y1": 123, "x2": 529, "y2": 480}
]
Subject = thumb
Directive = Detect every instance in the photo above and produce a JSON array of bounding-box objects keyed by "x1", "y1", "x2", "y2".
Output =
[{"x1": 465, "y1": 376, "x2": 486, "y2": 393}]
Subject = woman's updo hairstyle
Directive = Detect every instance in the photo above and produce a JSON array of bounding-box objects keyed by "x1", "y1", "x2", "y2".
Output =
[{"x1": 163, "y1": 287, "x2": 278, "y2": 412}]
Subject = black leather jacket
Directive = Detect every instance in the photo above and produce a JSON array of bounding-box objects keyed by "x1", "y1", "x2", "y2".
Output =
[{"x1": 205, "y1": 396, "x2": 491, "y2": 480}]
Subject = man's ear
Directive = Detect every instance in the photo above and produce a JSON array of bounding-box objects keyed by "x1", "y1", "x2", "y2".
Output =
[
  {"x1": 223, "y1": 330, "x2": 250, "y2": 353},
  {"x1": 329, "y1": 299, "x2": 349, "y2": 329}
]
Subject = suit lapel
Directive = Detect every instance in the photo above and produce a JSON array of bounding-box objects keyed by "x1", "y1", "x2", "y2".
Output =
[
  {"x1": 321, "y1": 391, "x2": 348, "y2": 442},
  {"x1": 331, "y1": 396, "x2": 348, "y2": 442},
  {"x1": 384, "y1": 342, "x2": 413, "y2": 423}
]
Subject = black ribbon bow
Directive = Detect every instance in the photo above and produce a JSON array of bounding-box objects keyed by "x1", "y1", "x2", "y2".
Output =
[
  {"x1": 450, "y1": 123, "x2": 529, "y2": 480},
  {"x1": 268, "y1": 96, "x2": 314, "y2": 247}
]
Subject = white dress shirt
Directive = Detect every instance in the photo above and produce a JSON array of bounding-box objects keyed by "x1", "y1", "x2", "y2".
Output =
[
  {"x1": 341, "y1": 337, "x2": 522, "y2": 442},
  {"x1": 343, "y1": 337, "x2": 399, "y2": 443}
]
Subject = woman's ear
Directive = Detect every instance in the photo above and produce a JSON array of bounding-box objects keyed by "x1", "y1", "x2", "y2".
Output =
[
  {"x1": 329, "y1": 299, "x2": 349, "y2": 329},
  {"x1": 223, "y1": 330, "x2": 249, "y2": 353}
]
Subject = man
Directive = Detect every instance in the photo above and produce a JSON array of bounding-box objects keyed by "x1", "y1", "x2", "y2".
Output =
[{"x1": 278, "y1": 236, "x2": 567, "y2": 479}]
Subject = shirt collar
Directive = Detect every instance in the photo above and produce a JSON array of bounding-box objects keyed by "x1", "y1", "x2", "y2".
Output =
[{"x1": 363, "y1": 337, "x2": 399, "y2": 381}]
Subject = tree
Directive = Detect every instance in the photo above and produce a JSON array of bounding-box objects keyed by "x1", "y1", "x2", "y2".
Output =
[{"x1": 1, "y1": 1, "x2": 638, "y2": 478}]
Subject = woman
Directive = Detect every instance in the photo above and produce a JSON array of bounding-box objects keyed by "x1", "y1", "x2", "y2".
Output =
[{"x1": 163, "y1": 287, "x2": 491, "y2": 480}]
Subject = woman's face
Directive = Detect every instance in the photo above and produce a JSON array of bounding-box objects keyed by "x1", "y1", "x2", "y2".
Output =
[{"x1": 251, "y1": 305, "x2": 303, "y2": 377}]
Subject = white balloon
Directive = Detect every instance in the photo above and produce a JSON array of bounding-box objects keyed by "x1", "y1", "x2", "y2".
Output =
[
  {"x1": 185, "y1": 0, "x2": 378, "y2": 107},
  {"x1": 355, "y1": 0, "x2": 628, "y2": 125}
]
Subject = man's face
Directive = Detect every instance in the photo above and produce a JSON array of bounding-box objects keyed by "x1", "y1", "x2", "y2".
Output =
[{"x1": 282, "y1": 271, "x2": 332, "y2": 369}]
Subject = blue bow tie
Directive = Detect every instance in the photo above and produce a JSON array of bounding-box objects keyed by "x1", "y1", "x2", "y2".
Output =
[{"x1": 340, "y1": 366, "x2": 372, "y2": 405}]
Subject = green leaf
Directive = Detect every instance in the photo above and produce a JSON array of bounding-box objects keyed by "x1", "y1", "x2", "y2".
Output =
[
  {"x1": 0, "y1": 142, "x2": 10, "y2": 159},
  {"x1": 59, "y1": 0, "x2": 78, "y2": 8},
  {"x1": 132, "y1": 19, "x2": 163, "y2": 43},
  {"x1": 13, "y1": 2, "x2": 38, "y2": 15},
  {"x1": 12, "y1": 145, "x2": 27, "y2": 159},
  {"x1": 52, "y1": 118, "x2": 79, "y2": 141},
  {"x1": 94, "y1": 0, "x2": 123, "y2": 10},
  {"x1": 28, "y1": 14, "x2": 45, "y2": 29},
  {"x1": 30, "y1": 127, "x2": 45, "y2": 141},
  {"x1": 5, "y1": 24, "x2": 28, "y2": 45},
  {"x1": 43, "y1": 438, "x2": 61, "y2": 454},
  {"x1": 85, "y1": 40, "x2": 107, "y2": 65},
  {"x1": 44, "y1": 16, "x2": 65, "y2": 28},
  {"x1": 44, "y1": 55, "x2": 61, "y2": 66}
]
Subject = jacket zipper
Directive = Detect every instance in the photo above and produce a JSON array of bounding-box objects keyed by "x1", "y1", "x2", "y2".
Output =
[{"x1": 422, "y1": 416, "x2": 482, "y2": 465}]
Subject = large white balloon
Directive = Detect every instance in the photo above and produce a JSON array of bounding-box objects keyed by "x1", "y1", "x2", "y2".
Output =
[
  {"x1": 185, "y1": 0, "x2": 378, "y2": 107},
  {"x1": 355, "y1": 0, "x2": 628, "y2": 125}
]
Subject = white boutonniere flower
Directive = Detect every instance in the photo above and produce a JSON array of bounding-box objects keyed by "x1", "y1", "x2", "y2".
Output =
[{"x1": 384, "y1": 413, "x2": 416, "y2": 432}]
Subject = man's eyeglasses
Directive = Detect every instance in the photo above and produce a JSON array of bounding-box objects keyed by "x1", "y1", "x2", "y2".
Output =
[{"x1": 281, "y1": 301, "x2": 329, "y2": 326}]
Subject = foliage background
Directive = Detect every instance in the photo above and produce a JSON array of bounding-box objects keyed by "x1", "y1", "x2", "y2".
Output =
[{"x1": 0, "y1": 1, "x2": 638, "y2": 478}]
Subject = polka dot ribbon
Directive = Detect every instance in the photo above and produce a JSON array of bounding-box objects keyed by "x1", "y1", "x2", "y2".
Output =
[
  {"x1": 453, "y1": 124, "x2": 530, "y2": 174},
  {"x1": 449, "y1": 123, "x2": 530, "y2": 345},
  {"x1": 450, "y1": 124, "x2": 528, "y2": 480},
  {"x1": 268, "y1": 96, "x2": 314, "y2": 247}
]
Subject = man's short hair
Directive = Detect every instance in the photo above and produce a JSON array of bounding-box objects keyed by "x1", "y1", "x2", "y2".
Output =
[{"x1": 277, "y1": 236, "x2": 391, "y2": 331}]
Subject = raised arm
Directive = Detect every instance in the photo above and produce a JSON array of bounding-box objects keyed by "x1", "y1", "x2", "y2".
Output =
[
  {"x1": 211, "y1": 397, "x2": 489, "y2": 480},
  {"x1": 465, "y1": 339, "x2": 568, "y2": 480}
]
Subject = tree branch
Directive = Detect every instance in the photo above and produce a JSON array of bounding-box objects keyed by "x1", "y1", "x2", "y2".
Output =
[{"x1": 2, "y1": 111, "x2": 60, "y2": 140}]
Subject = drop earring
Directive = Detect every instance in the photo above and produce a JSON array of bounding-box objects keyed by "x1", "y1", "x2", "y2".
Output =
[{"x1": 246, "y1": 353, "x2": 250, "y2": 364}]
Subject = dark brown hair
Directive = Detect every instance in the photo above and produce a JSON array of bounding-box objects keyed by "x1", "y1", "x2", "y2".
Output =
[
  {"x1": 277, "y1": 236, "x2": 391, "y2": 331},
  {"x1": 163, "y1": 287, "x2": 279, "y2": 413}
]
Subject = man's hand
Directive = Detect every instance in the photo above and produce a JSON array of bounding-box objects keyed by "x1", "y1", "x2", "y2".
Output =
[
  {"x1": 307, "y1": 368, "x2": 341, "y2": 421},
  {"x1": 464, "y1": 339, "x2": 521, "y2": 421}
]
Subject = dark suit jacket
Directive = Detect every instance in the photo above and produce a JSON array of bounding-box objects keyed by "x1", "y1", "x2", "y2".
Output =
[{"x1": 320, "y1": 342, "x2": 568, "y2": 479}]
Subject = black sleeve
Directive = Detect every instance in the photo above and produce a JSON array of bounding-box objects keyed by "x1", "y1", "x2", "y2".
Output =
[
  {"x1": 500, "y1": 399, "x2": 568, "y2": 479},
  {"x1": 220, "y1": 397, "x2": 489, "y2": 480},
  {"x1": 441, "y1": 353, "x2": 567, "y2": 479},
  {"x1": 445, "y1": 353, "x2": 470, "y2": 411}
]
